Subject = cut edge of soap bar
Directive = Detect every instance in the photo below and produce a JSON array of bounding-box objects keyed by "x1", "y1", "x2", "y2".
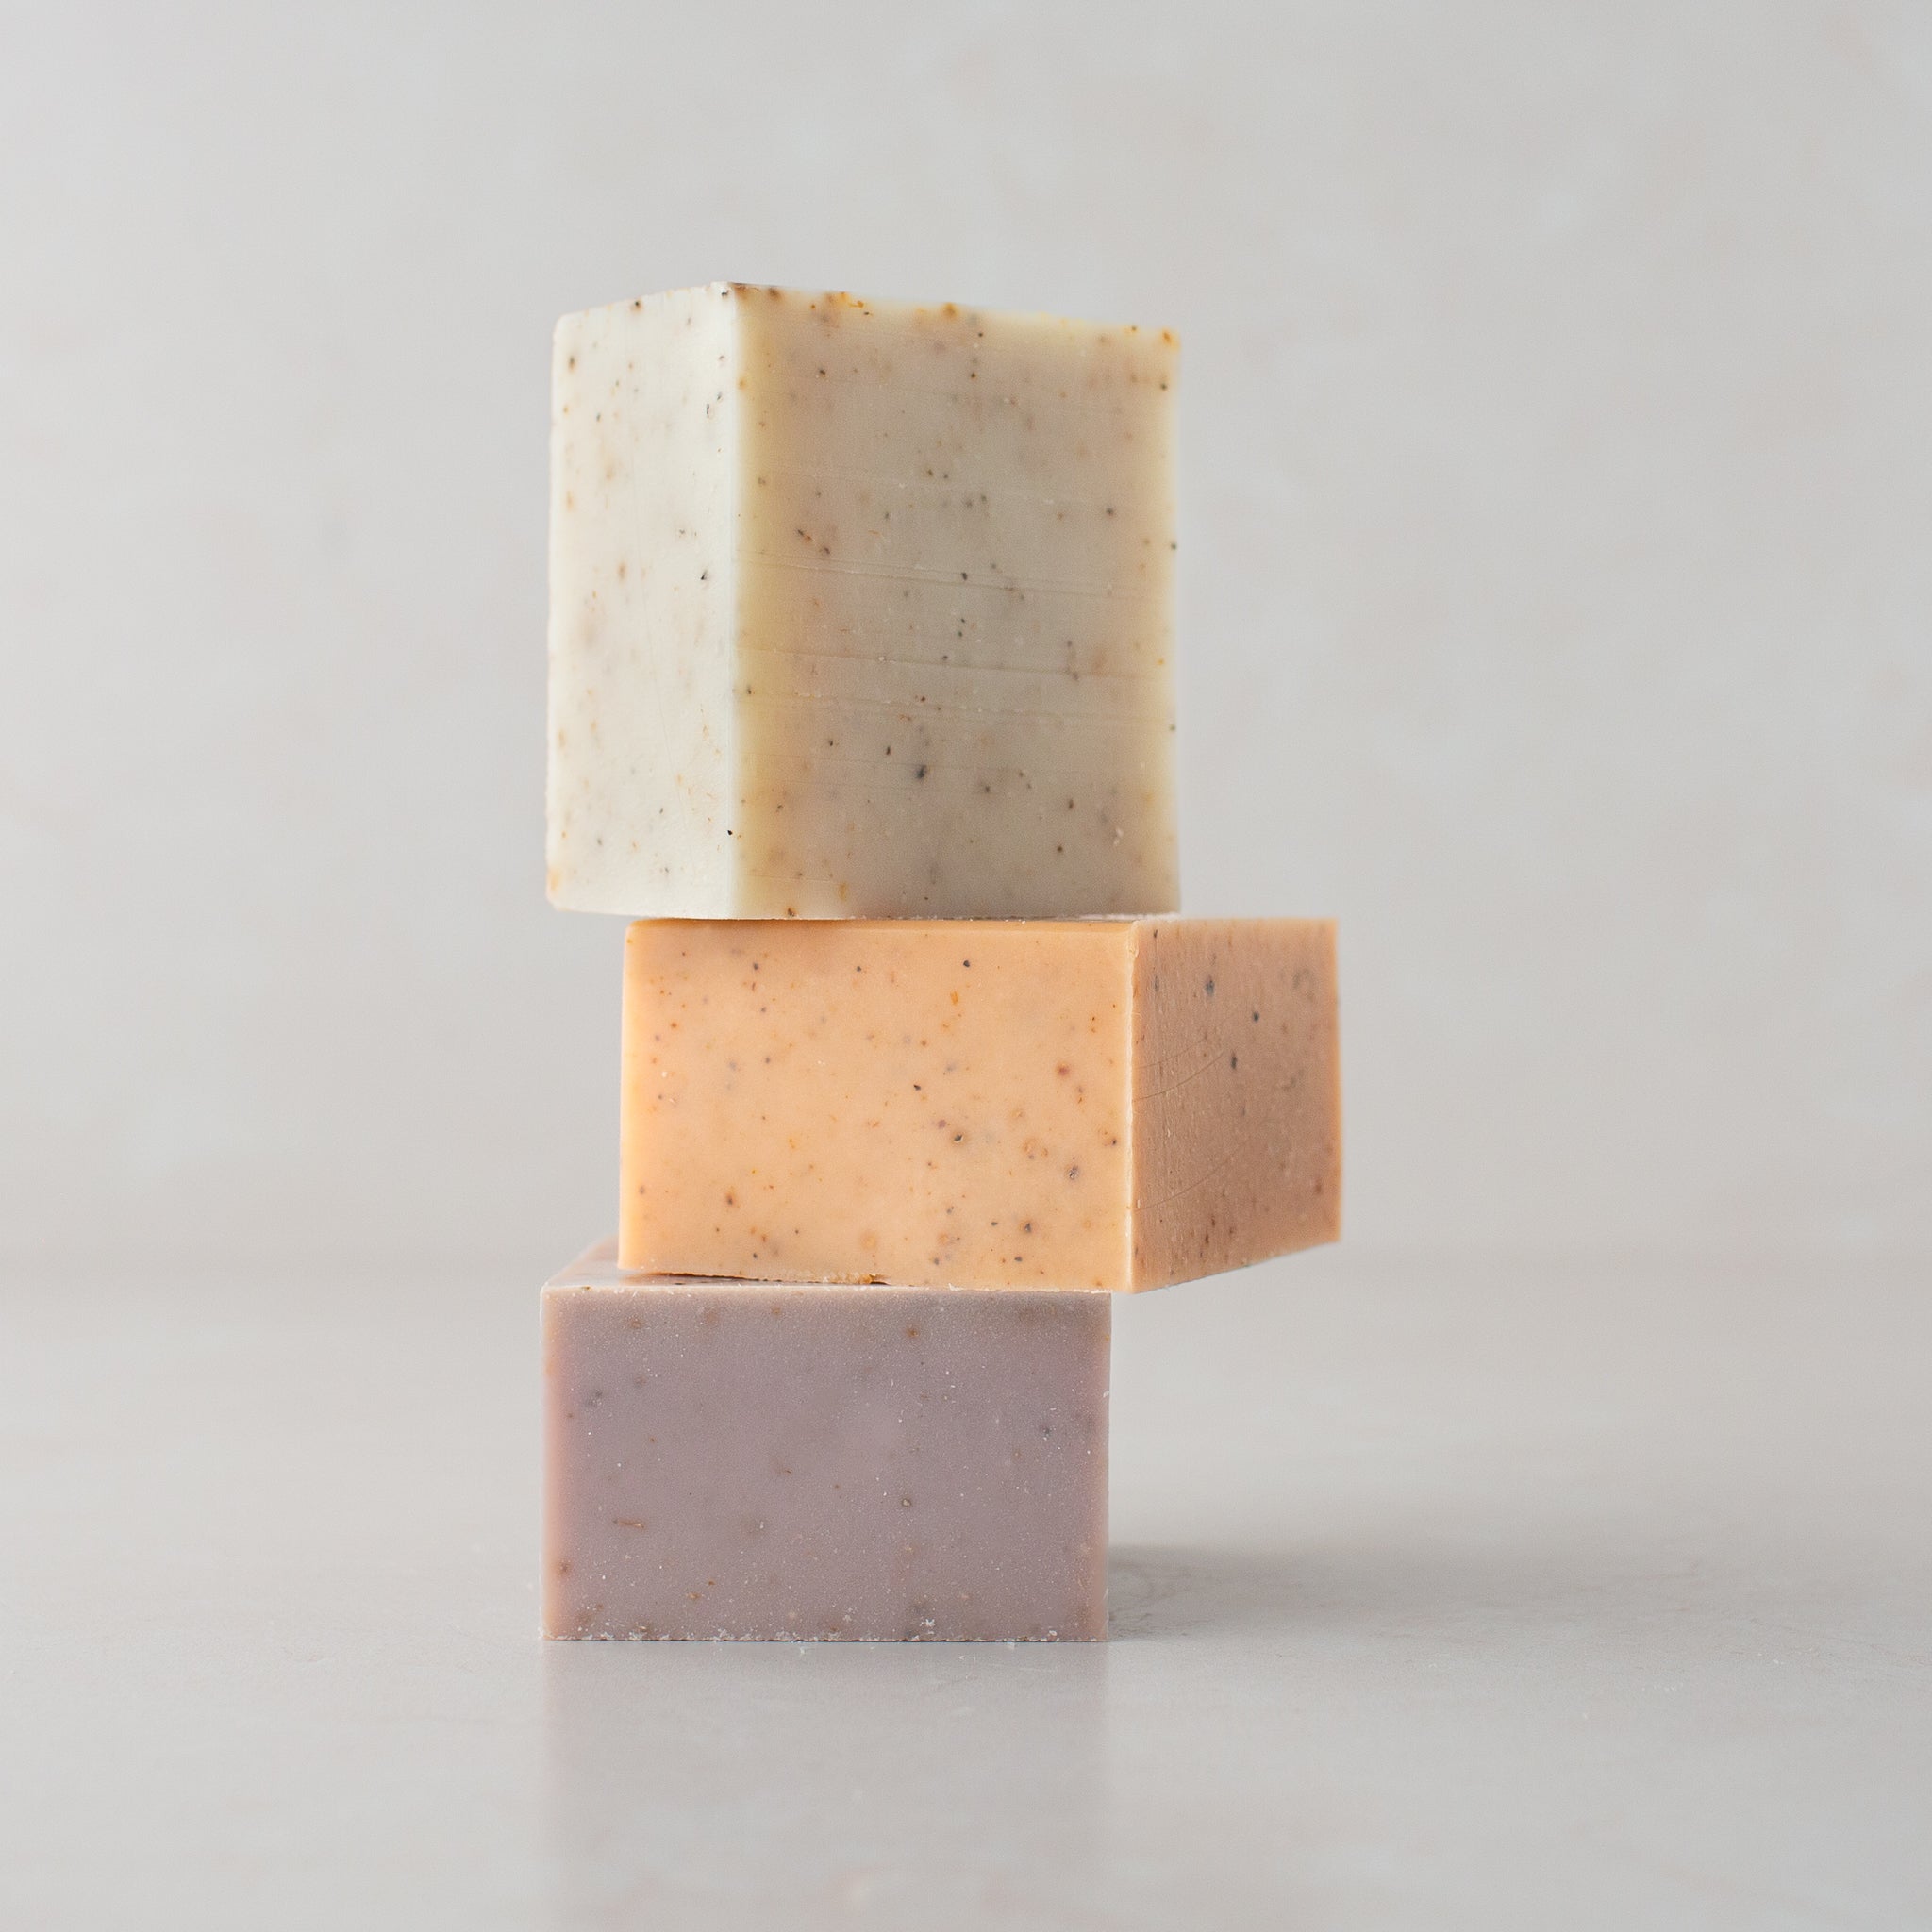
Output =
[
  {"x1": 1128, "y1": 917, "x2": 1342, "y2": 1286},
  {"x1": 618, "y1": 918, "x2": 1341, "y2": 1291},
  {"x1": 547, "y1": 283, "x2": 1180, "y2": 921},
  {"x1": 547, "y1": 287, "x2": 741, "y2": 917},
  {"x1": 541, "y1": 1239, "x2": 1111, "y2": 1642}
]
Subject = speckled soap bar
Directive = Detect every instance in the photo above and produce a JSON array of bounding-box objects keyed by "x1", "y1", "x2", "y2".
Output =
[
  {"x1": 541, "y1": 1241, "x2": 1109, "y2": 1641},
  {"x1": 546, "y1": 283, "x2": 1177, "y2": 921},
  {"x1": 620, "y1": 916, "x2": 1341, "y2": 1291}
]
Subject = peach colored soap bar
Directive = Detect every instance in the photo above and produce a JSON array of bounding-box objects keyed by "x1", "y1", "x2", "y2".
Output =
[
  {"x1": 546, "y1": 284, "x2": 1177, "y2": 921},
  {"x1": 620, "y1": 918, "x2": 1341, "y2": 1291},
  {"x1": 541, "y1": 1241, "x2": 1109, "y2": 1641}
]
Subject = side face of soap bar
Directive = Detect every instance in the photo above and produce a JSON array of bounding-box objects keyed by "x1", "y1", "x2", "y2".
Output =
[
  {"x1": 548, "y1": 283, "x2": 1178, "y2": 920},
  {"x1": 620, "y1": 918, "x2": 1341, "y2": 1290},
  {"x1": 541, "y1": 1241, "x2": 1109, "y2": 1642},
  {"x1": 547, "y1": 287, "x2": 740, "y2": 916},
  {"x1": 1131, "y1": 918, "x2": 1342, "y2": 1281},
  {"x1": 622, "y1": 919, "x2": 1137, "y2": 1288}
]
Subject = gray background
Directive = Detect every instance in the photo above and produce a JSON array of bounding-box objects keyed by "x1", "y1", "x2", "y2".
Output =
[{"x1": 4, "y1": 1, "x2": 1929, "y2": 1267}]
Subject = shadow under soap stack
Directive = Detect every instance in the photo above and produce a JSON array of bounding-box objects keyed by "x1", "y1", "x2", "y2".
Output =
[{"x1": 539, "y1": 283, "x2": 1341, "y2": 1642}]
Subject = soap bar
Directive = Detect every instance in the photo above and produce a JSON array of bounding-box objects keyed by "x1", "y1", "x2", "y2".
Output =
[
  {"x1": 547, "y1": 283, "x2": 1178, "y2": 920},
  {"x1": 541, "y1": 1241, "x2": 1109, "y2": 1641},
  {"x1": 620, "y1": 917, "x2": 1341, "y2": 1290}
]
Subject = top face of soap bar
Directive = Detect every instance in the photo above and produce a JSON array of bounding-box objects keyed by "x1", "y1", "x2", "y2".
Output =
[
  {"x1": 547, "y1": 284, "x2": 1179, "y2": 920},
  {"x1": 620, "y1": 917, "x2": 1341, "y2": 1291}
]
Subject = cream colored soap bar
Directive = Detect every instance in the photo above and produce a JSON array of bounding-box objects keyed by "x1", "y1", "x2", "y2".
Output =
[
  {"x1": 620, "y1": 918, "x2": 1341, "y2": 1290},
  {"x1": 547, "y1": 284, "x2": 1178, "y2": 920}
]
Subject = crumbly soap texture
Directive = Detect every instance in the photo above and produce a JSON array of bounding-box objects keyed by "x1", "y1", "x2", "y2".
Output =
[
  {"x1": 547, "y1": 283, "x2": 1178, "y2": 921},
  {"x1": 619, "y1": 917, "x2": 1340, "y2": 1291},
  {"x1": 541, "y1": 1243, "x2": 1108, "y2": 1642},
  {"x1": 540, "y1": 284, "x2": 1341, "y2": 1641}
]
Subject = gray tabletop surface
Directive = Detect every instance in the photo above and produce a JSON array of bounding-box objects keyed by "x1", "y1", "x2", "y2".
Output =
[{"x1": 4, "y1": 1248, "x2": 1926, "y2": 1929}]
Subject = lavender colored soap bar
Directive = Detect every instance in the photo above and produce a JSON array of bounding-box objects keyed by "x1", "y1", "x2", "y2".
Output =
[{"x1": 541, "y1": 1241, "x2": 1110, "y2": 1641}]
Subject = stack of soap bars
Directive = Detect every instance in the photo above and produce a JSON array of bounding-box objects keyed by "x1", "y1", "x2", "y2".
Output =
[{"x1": 539, "y1": 285, "x2": 1341, "y2": 1642}]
